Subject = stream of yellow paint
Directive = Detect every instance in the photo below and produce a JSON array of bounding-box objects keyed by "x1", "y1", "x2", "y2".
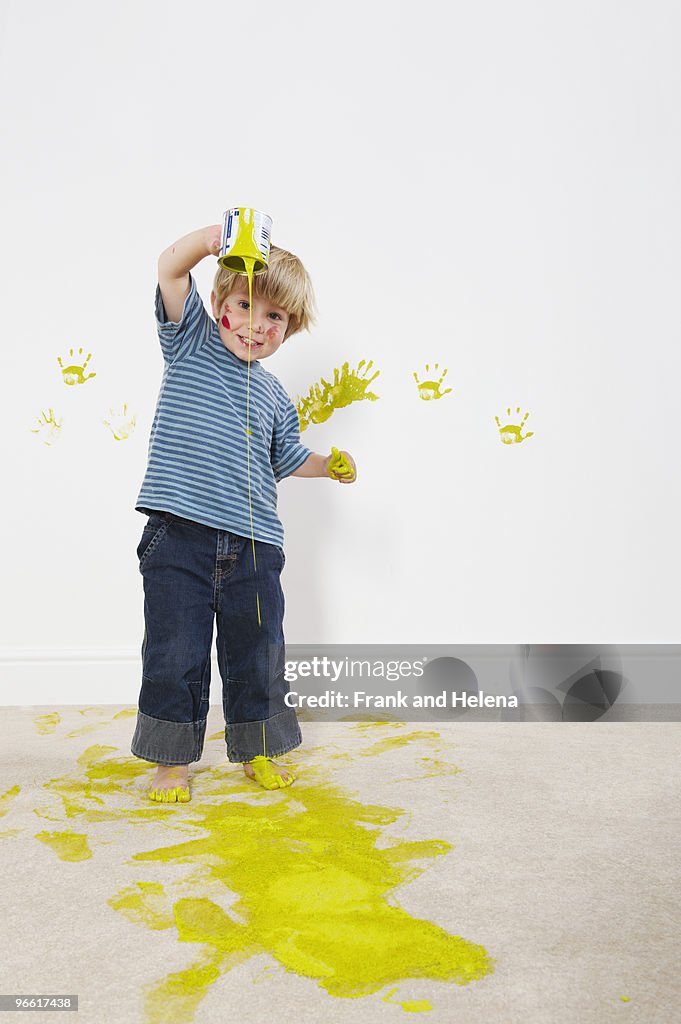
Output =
[{"x1": 243, "y1": 256, "x2": 261, "y2": 628}]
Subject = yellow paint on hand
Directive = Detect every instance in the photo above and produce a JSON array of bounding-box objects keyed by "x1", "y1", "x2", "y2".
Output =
[
  {"x1": 35, "y1": 828, "x2": 92, "y2": 861},
  {"x1": 495, "y1": 407, "x2": 534, "y2": 444},
  {"x1": 33, "y1": 712, "x2": 61, "y2": 734},
  {"x1": 413, "y1": 364, "x2": 452, "y2": 401},
  {"x1": 297, "y1": 360, "x2": 380, "y2": 431},
  {"x1": 383, "y1": 986, "x2": 433, "y2": 1012},
  {"x1": 327, "y1": 446, "x2": 356, "y2": 481},
  {"x1": 0, "y1": 785, "x2": 21, "y2": 818}
]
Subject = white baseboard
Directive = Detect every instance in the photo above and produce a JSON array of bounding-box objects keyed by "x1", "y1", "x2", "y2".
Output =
[{"x1": 0, "y1": 648, "x2": 220, "y2": 706}]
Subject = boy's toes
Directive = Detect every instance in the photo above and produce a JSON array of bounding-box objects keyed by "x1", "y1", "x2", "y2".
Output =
[{"x1": 243, "y1": 757, "x2": 296, "y2": 790}]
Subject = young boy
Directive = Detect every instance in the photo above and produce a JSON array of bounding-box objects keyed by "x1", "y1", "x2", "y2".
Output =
[{"x1": 130, "y1": 223, "x2": 356, "y2": 801}]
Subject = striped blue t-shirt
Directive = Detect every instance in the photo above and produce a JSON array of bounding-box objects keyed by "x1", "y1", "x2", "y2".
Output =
[{"x1": 135, "y1": 274, "x2": 312, "y2": 547}]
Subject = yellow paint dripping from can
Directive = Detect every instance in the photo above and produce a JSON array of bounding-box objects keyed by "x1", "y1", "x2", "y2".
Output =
[{"x1": 243, "y1": 255, "x2": 261, "y2": 626}]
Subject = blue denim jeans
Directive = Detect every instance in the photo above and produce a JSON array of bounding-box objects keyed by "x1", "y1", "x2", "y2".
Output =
[{"x1": 130, "y1": 511, "x2": 301, "y2": 765}]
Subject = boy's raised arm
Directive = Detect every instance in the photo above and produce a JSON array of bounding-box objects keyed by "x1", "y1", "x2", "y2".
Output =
[{"x1": 157, "y1": 224, "x2": 222, "y2": 323}]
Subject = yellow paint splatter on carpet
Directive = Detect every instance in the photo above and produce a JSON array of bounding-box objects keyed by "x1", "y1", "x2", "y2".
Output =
[
  {"x1": 35, "y1": 829, "x2": 92, "y2": 861},
  {"x1": 109, "y1": 881, "x2": 175, "y2": 930},
  {"x1": 113, "y1": 708, "x2": 138, "y2": 719},
  {"x1": 384, "y1": 986, "x2": 433, "y2": 1012},
  {"x1": 33, "y1": 712, "x2": 60, "y2": 734},
  {"x1": 0, "y1": 784, "x2": 21, "y2": 818},
  {"x1": 27, "y1": 728, "x2": 493, "y2": 1021}
]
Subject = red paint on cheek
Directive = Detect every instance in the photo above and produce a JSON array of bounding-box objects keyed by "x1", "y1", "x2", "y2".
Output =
[
  {"x1": 221, "y1": 315, "x2": 231, "y2": 329},
  {"x1": 266, "y1": 326, "x2": 278, "y2": 340}
]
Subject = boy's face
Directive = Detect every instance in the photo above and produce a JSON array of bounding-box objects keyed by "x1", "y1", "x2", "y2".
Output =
[{"x1": 211, "y1": 285, "x2": 290, "y2": 362}]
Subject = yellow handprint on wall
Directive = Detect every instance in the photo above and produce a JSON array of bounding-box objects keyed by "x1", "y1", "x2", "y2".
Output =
[
  {"x1": 57, "y1": 348, "x2": 96, "y2": 386},
  {"x1": 495, "y1": 407, "x2": 534, "y2": 444},
  {"x1": 31, "y1": 408, "x2": 63, "y2": 446},
  {"x1": 297, "y1": 359, "x2": 380, "y2": 432},
  {"x1": 413, "y1": 364, "x2": 453, "y2": 401},
  {"x1": 102, "y1": 404, "x2": 137, "y2": 441}
]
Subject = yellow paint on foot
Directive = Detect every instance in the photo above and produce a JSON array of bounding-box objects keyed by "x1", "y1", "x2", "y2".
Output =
[
  {"x1": 0, "y1": 785, "x2": 21, "y2": 818},
  {"x1": 245, "y1": 756, "x2": 296, "y2": 790},
  {"x1": 33, "y1": 712, "x2": 60, "y2": 734},
  {"x1": 149, "y1": 786, "x2": 191, "y2": 804},
  {"x1": 35, "y1": 828, "x2": 92, "y2": 861},
  {"x1": 296, "y1": 360, "x2": 380, "y2": 431},
  {"x1": 383, "y1": 986, "x2": 433, "y2": 1012},
  {"x1": 108, "y1": 881, "x2": 175, "y2": 930}
]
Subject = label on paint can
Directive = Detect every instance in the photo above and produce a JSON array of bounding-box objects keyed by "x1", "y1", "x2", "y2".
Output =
[{"x1": 219, "y1": 207, "x2": 272, "y2": 275}]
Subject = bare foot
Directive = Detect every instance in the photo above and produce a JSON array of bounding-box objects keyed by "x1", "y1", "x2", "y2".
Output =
[
  {"x1": 243, "y1": 757, "x2": 296, "y2": 790},
  {"x1": 148, "y1": 764, "x2": 190, "y2": 803}
]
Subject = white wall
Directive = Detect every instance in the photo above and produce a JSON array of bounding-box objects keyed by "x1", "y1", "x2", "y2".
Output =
[{"x1": 2, "y1": 0, "x2": 680, "y2": 701}]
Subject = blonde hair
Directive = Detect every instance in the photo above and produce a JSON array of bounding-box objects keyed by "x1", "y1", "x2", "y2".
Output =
[{"x1": 212, "y1": 244, "x2": 316, "y2": 340}]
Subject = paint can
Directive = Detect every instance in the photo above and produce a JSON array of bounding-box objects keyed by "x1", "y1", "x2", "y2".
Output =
[{"x1": 218, "y1": 207, "x2": 272, "y2": 275}]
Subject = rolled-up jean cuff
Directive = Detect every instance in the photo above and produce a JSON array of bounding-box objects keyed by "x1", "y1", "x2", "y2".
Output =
[
  {"x1": 130, "y1": 710, "x2": 207, "y2": 765},
  {"x1": 226, "y1": 707, "x2": 302, "y2": 763}
]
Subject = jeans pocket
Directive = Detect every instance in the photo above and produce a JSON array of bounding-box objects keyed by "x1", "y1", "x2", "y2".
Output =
[{"x1": 137, "y1": 518, "x2": 170, "y2": 571}]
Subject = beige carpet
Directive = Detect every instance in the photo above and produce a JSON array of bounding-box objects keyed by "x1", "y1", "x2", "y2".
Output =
[{"x1": 1, "y1": 707, "x2": 679, "y2": 1024}]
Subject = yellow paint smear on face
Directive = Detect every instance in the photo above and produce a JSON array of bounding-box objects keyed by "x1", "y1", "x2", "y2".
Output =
[
  {"x1": 35, "y1": 829, "x2": 92, "y2": 861},
  {"x1": 33, "y1": 712, "x2": 60, "y2": 734},
  {"x1": 0, "y1": 785, "x2": 21, "y2": 818}
]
